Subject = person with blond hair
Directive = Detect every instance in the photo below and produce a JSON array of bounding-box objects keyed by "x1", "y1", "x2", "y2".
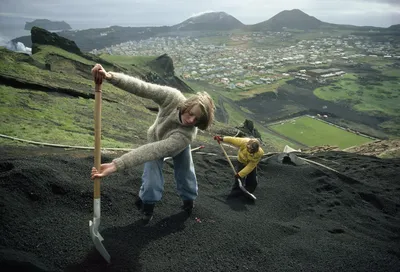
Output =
[
  {"x1": 213, "y1": 136, "x2": 264, "y2": 198},
  {"x1": 90, "y1": 64, "x2": 215, "y2": 221}
]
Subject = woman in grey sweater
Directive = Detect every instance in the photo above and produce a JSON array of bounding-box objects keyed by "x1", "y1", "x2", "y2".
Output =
[{"x1": 90, "y1": 64, "x2": 215, "y2": 221}]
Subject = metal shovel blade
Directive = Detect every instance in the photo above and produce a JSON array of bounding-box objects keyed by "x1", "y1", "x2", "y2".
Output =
[
  {"x1": 89, "y1": 214, "x2": 111, "y2": 263},
  {"x1": 237, "y1": 178, "x2": 257, "y2": 200}
]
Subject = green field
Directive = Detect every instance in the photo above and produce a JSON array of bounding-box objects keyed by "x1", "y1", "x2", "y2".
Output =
[
  {"x1": 314, "y1": 73, "x2": 400, "y2": 117},
  {"x1": 99, "y1": 54, "x2": 156, "y2": 68},
  {"x1": 269, "y1": 116, "x2": 373, "y2": 149}
]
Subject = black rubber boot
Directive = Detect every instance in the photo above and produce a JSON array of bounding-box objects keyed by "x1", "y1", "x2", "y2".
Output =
[
  {"x1": 135, "y1": 198, "x2": 143, "y2": 210},
  {"x1": 142, "y1": 203, "x2": 155, "y2": 222},
  {"x1": 227, "y1": 188, "x2": 244, "y2": 198},
  {"x1": 228, "y1": 178, "x2": 245, "y2": 198},
  {"x1": 181, "y1": 200, "x2": 194, "y2": 215}
]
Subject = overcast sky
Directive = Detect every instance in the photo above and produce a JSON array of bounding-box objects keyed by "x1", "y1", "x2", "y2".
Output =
[{"x1": 1, "y1": 0, "x2": 399, "y2": 29}]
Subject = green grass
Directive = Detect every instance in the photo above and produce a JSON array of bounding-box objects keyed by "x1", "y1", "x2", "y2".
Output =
[
  {"x1": 2, "y1": 40, "x2": 397, "y2": 153},
  {"x1": 99, "y1": 54, "x2": 155, "y2": 68},
  {"x1": 0, "y1": 85, "x2": 154, "y2": 148},
  {"x1": 314, "y1": 73, "x2": 400, "y2": 117},
  {"x1": 185, "y1": 76, "x2": 290, "y2": 101},
  {"x1": 0, "y1": 46, "x2": 95, "y2": 93},
  {"x1": 355, "y1": 56, "x2": 394, "y2": 67},
  {"x1": 223, "y1": 102, "x2": 245, "y2": 127},
  {"x1": 32, "y1": 45, "x2": 94, "y2": 65},
  {"x1": 270, "y1": 116, "x2": 373, "y2": 149},
  {"x1": 238, "y1": 79, "x2": 288, "y2": 98},
  {"x1": 383, "y1": 69, "x2": 400, "y2": 77},
  {"x1": 222, "y1": 102, "x2": 302, "y2": 151}
]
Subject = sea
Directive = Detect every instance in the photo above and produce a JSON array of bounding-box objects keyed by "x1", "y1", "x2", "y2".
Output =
[{"x1": 0, "y1": 15, "x2": 113, "y2": 46}]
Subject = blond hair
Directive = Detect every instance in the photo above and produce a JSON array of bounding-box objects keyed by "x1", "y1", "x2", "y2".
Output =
[
  {"x1": 180, "y1": 91, "x2": 215, "y2": 130},
  {"x1": 247, "y1": 139, "x2": 260, "y2": 153}
]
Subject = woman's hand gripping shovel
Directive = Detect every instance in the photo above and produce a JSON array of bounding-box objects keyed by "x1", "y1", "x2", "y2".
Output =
[
  {"x1": 89, "y1": 74, "x2": 111, "y2": 263},
  {"x1": 218, "y1": 142, "x2": 257, "y2": 200}
]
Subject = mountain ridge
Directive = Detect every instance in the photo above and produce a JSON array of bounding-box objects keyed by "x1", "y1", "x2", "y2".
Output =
[
  {"x1": 172, "y1": 11, "x2": 244, "y2": 31},
  {"x1": 11, "y1": 9, "x2": 400, "y2": 51},
  {"x1": 249, "y1": 9, "x2": 324, "y2": 31}
]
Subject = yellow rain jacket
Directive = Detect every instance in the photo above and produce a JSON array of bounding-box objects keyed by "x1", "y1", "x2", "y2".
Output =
[{"x1": 223, "y1": 136, "x2": 264, "y2": 178}]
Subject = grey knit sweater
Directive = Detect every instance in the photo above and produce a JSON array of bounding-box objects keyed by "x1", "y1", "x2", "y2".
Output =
[{"x1": 107, "y1": 72, "x2": 197, "y2": 171}]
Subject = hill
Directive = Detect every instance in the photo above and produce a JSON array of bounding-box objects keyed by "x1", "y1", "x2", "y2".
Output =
[
  {"x1": 249, "y1": 9, "x2": 325, "y2": 31},
  {"x1": 3, "y1": 26, "x2": 400, "y2": 152},
  {"x1": 24, "y1": 19, "x2": 72, "y2": 31},
  {"x1": 172, "y1": 12, "x2": 244, "y2": 31},
  {"x1": 1, "y1": 27, "x2": 233, "y2": 152},
  {"x1": 0, "y1": 144, "x2": 399, "y2": 271},
  {"x1": 388, "y1": 24, "x2": 400, "y2": 31},
  {"x1": 12, "y1": 9, "x2": 398, "y2": 52},
  {"x1": 0, "y1": 24, "x2": 399, "y2": 271}
]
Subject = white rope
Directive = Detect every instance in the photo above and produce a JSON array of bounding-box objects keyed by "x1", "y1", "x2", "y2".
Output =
[
  {"x1": 0, "y1": 134, "x2": 232, "y2": 156},
  {"x1": 0, "y1": 133, "x2": 277, "y2": 160},
  {"x1": 2, "y1": 133, "x2": 349, "y2": 180},
  {"x1": 0, "y1": 133, "x2": 133, "y2": 151}
]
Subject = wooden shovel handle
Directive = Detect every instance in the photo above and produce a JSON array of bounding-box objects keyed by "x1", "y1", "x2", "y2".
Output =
[
  {"x1": 218, "y1": 143, "x2": 238, "y2": 175},
  {"x1": 94, "y1": 83, "x2": 102, "y2": 199}
]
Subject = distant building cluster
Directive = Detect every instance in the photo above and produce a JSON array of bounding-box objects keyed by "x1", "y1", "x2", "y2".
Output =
[
  {"x1": 293, "y1": 68, "x2": 346, "y2": 82},
  {"x1": 307, "y1": 68, "x2": 345, "y2": 78},
  {"x1": 91, "y1": 31, "x2": 397, "y2": 88}
]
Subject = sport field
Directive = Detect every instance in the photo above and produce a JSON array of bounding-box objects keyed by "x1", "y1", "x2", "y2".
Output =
[{"x1": 269, "y1": 116, "x2": 373, "y2": 149}]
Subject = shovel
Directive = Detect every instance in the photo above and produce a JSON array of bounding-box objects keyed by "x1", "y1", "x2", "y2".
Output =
[
  {"x1": 218, "y1": 142, "x2": 257, "y2": 200},
  {"x1": 89, "y1": 78, "x2": 111, "y2": 263},
  {"x1": 163, "y1": 145, "x2": 205, "y2": 161}
]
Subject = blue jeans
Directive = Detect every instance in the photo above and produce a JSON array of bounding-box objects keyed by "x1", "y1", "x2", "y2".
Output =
[{"x1": 139, "y1": 145, "x2": 198, "y2": 204}]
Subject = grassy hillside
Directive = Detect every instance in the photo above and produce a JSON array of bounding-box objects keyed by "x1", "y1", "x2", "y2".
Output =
[
  {"x1": 1, "y1": 43, "x2": 396, "y2": 153},
  {"x1": 99, "y1": 54, "x2": 155, "y2": 75},
  {"x1": 0, "y1": 45, "x2": 276, "y2": 152},
  {"x1": 0, "y1": 46, "x2": 160, "y2": 148}
]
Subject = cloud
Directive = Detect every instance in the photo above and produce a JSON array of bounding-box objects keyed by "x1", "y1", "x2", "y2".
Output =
[
  {"x1": 190, "y1": 11, "x2": 216, "y2": 18},
  {"x1": 361, "y1": 0, "x2": 400, "y2": 5},
  {"x1": 5, "y1": 41, "x2": 32, "y2": 54}
]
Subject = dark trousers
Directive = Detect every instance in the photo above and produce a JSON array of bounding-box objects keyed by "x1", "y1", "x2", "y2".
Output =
[{"x1": 232, "y1": 161, "x2": 258, "y2": 193}]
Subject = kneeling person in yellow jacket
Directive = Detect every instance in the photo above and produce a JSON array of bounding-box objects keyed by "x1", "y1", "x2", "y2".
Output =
[{"x1": 214, "y1": 135, "x2": 264, "y2": 197}]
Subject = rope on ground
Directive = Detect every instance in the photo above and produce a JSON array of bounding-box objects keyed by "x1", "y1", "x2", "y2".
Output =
[
  {"x1": 0, "y1": 133, "x2": 317, "y2": 166},
  {"x1": 297, "y1": 155, "x2": 361, "y2": 184},
  {"x1": 0, "y1": 133, "x2": 236, "y2": 158},
  {"x1": 0, "y1": 134, "x2": 133, "y2": 151},
  {"x1": 298, "y1": 156, "x2": 341, "y2": 174},
  {"x1": 1, "y1": 133, "x2": 361, "y2": 183}
]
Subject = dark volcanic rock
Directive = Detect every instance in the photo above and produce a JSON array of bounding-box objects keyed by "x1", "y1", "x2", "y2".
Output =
[
  {"x1": 236, "y1": 119, "x2": 262, "y2": 140},
  {"x1": 148, "y1": 53, "x2": 175, "y2": 77},
  {"x1": 145, "y1": 54, "x2": 195, "y2": 93},
  {"x1": 31, "y1": 27, "x2": 81, "y2": 55},
  {"x1": 0, "y1": 146, "x2": 399, "y2": 272}
]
